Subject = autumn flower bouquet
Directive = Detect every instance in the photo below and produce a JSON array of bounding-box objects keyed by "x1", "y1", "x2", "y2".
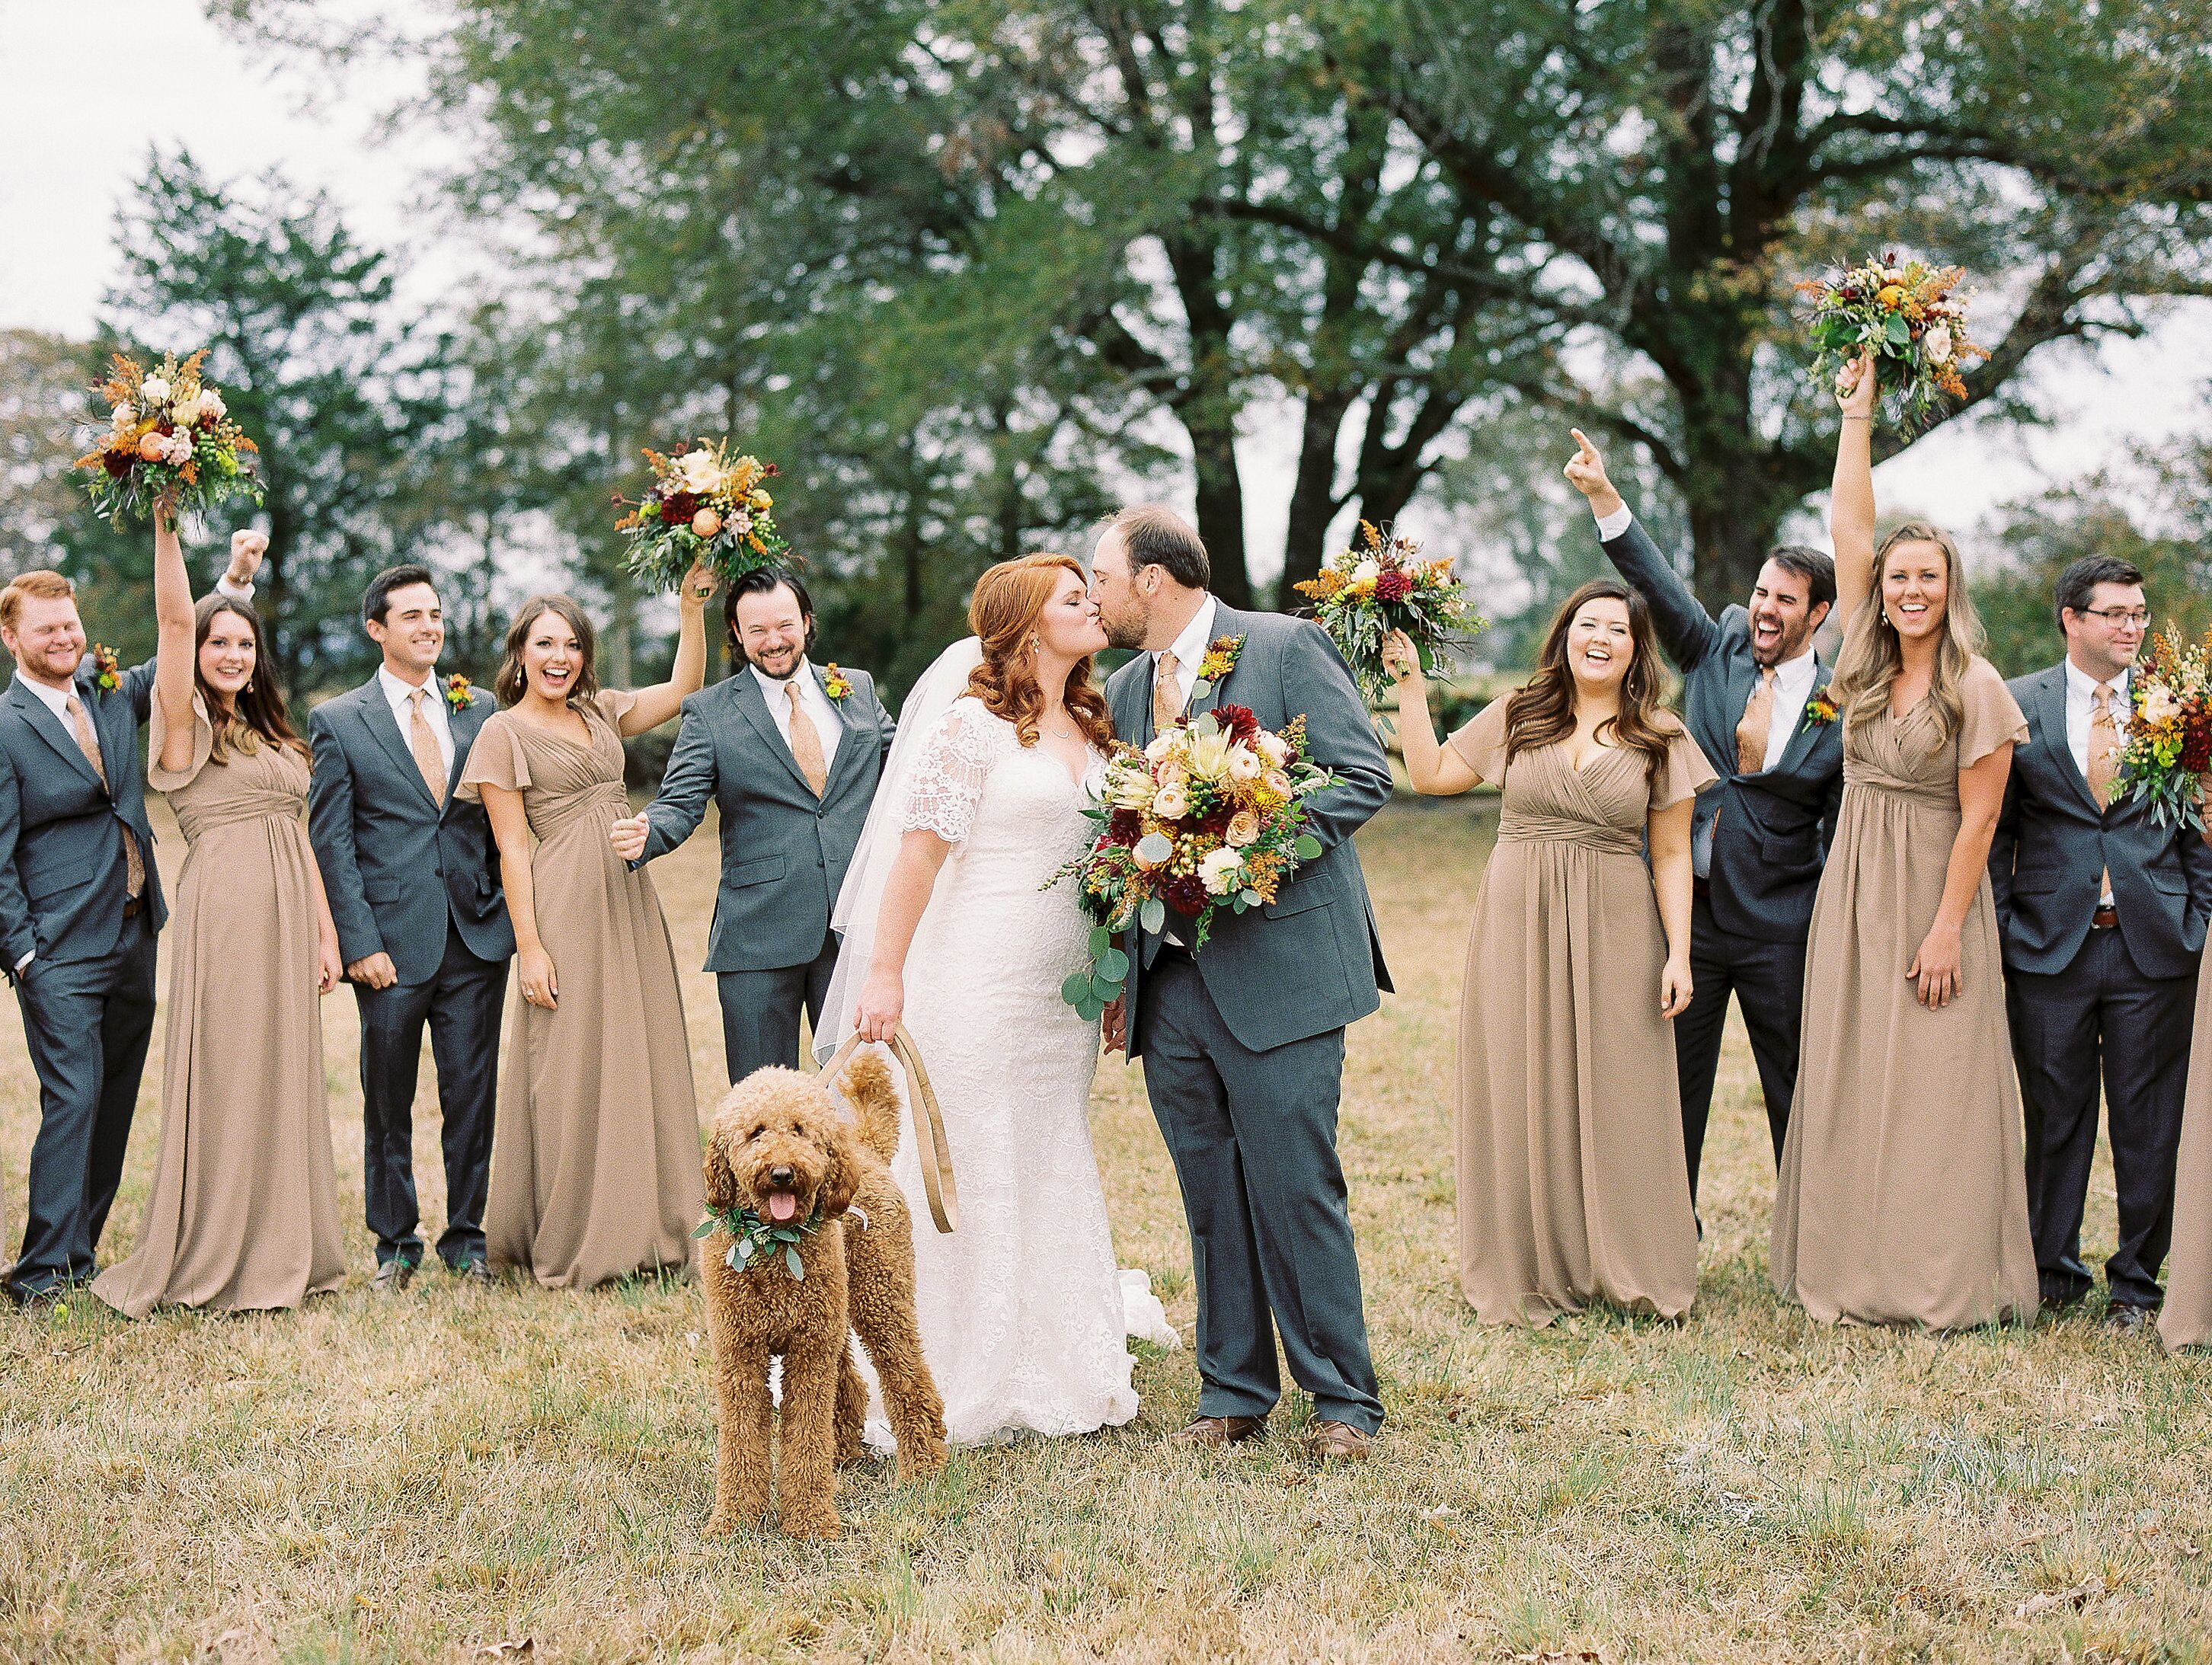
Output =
[
  {"x1": 1293, "y1": 521, "x2": 1482, "y2": 708},
  {"x1": 2115, "y1": 625, "x2": 2212, "y2": 832},
  {"x1": 1047, "y1": 705, "x2": 1336, "y2": 1020},
  {"x1": 614, "y1": 439, "x2": 785, "y2": 590},
  {"x1": 1796, "y1": 251, "x2": 1986, "y2": 434},
  {"x1": 74, "y1": 350, "x2": 262, "y2": 528}
]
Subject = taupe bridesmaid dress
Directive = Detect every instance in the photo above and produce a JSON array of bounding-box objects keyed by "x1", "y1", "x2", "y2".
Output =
[
  {"x1": 457, "y1": 689, "x2": 702, "y2": 1288},
  {"x1": 94, "y1": 695, "x2": 345, "y2": 1318},
  {"x1": 1772, "y1": 647, "x2": 2038, "y2": 1328},
  {"x1": 2159, "y1": 935, "x2": 2212, "y2": 1351},
  {"x1": 1451, "y1": 698, "x2": 1715, "y2": 1325}
]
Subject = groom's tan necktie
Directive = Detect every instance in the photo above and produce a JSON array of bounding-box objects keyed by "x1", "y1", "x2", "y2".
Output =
[
  {"x1": 1152, "y1": 649, "x2": 1183, "y2": 736},
  {"x1": 2089, "y1": 681, "x2": 2118, "y2": 908},
  {"x1": 786, "y1": 681, "x2": 828, "y2": 797},
  {"x1": 66, "y1": 694, "x2": 143, "y2": 899},
  {"x1": 407, "y1": 689, "x2": 447, "y2": 807},
  {"x1": 1736, "y1": 666, "x2": 1776, "y2": 775}
]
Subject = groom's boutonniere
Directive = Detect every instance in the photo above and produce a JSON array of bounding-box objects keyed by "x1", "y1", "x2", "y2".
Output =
[
  {"x1": 694, "y1": 1202, "x2": 820, "y2": 1280},
  {"x1": 821, "y1": 664, "x2": 853, "y2": 703},
  {"x1": 443, "y1": 673, "x2": 475, "y2": 713},
  {"x1": 89, "y1": 644, "x2": 120, "y2": 694},
  {"x1": 1804, "y1": 687, "x2": 1838, "y2": 727},
  {"x1": 1189, "y1": 634, "x2": 1245, "y2": 703}
]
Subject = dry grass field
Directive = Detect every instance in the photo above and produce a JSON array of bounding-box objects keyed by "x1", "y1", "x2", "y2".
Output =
[{"x1": 4, "y1": 792, "x2": 2210, "y2": 1663}]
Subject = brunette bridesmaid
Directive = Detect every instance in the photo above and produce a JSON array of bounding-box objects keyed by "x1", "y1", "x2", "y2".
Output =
[{"x1": 2159, "y1": 799, "x2": 2212, "y2": 1352}]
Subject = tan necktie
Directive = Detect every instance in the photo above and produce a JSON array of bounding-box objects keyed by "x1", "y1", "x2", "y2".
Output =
[
  {"x1": 1736, "y1": 667, "x2": 1776, "y2": 775},
  {"x1": 408, "y1": 689, "x2": 447, "y2": 807},
  {"x1": 1153, "y1": 649, "x2": 1184, "y2": 736},
  {"x1": 67, "y1": 694, "x2": 143, "y2": 899},
  {"x1": 786, "y1": 681, "x2": 827, "y2": 797},
  {"x1": 2089, "y1": 682, "x2": 2118, "y2": 907}
]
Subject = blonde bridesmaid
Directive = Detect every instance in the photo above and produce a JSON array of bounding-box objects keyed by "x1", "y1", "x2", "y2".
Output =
[
  {"x1": 1771, "y1": 349, "x2": 2036, "y2": 1329},
  {"x1": 94, "y1": 521, "x2": 346, "y2": 1318},
  {"x1": 1390, "y1": 582, "x2": 1713, "y2": 1325},
  {"x1": 459, "y1": 569, "x2": 714, "y2": 1288},
  {"x1": 2160, "y1": 801, "x2": 2212, "y2": 1352}
]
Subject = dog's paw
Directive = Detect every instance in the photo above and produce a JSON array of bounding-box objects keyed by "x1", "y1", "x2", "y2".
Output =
[
  {"x1": 705, "y1": 1511, "x2": 740, "y2": 1539},
  {"x1": 897, "y1": 1438, "x2": 949, "y2": 1484},
  {"x1": 782, "y1": 1509, "x2": 843, "y2": 1542}
]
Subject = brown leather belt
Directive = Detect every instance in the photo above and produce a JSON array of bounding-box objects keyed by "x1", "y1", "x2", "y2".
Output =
[
  {"x1": 122, "y1": 896, "x2": 142, "y2": 919},
  {"x1": 2092, "y1": 906, "x2": 2119, "y2": 929},
  {"x1": 1693, "y1": 877, "x2": 1712, "y2": 901}
]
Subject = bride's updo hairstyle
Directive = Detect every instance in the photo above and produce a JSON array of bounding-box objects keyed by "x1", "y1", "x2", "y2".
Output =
[{"x1": 964, "y1": 554, "x2": 1117, "y2": 752}]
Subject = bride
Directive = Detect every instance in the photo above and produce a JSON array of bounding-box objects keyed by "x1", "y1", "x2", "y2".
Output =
[{"x1": 821, "y1": 552, "x2": 1175, "y2": 1447}]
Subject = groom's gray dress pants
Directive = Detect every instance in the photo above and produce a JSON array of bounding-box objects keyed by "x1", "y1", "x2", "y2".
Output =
[
  {"x1": 716, "y1": 926, "x2": 840, "y2": 1086},
  {"x1": 1138, "y1": 950, "x2": 1382, "y2": 1435}
]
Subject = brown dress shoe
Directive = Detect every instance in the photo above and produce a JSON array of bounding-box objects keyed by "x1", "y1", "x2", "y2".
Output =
[
  {"x1": 371, "y1": 1259, "x2": 416, "y2": 1296},
  {"x1": 1164, "y1": 1414, "x2": 1267, "y2": 1449},
  {"x1": 1303, "y1": 1421, "x2": 1373, "y2": 1463}
]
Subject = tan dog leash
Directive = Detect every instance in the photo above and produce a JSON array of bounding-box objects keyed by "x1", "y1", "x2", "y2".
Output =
[{"x1": 821, "y1": 1024, "x2": 959, "y2": 1235}]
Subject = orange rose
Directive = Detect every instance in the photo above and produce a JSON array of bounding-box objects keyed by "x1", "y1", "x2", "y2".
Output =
[
  {"x1": 1226, "y1": 810, "x2": 1260, "y2": 847},
  {"x1": 692, "y1": 507, "x2": 722, "y2": 538},
  {"x1": 136, "y1": 432, "x2": 166, "y2": 462}
]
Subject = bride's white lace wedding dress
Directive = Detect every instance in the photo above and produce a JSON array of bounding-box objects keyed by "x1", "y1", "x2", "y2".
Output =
[{"x1": 832, "y1": 685, "x2": 1175, "y2": 1448}]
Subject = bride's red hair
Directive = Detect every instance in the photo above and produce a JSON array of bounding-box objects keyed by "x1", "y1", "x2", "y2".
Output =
[{"x1": 965, "y1": 554, "x2": 1117, "y2": 752}]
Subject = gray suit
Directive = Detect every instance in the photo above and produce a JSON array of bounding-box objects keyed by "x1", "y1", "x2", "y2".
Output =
[
  {"x1": 1990, "y1": 662, "x2": 2212, "y2": 1309},
  {"x1": 0, "y1": 659, "x2": 167, "y2": 1295},
  {"x1": 1106, "y1": 603, "x2": 1391, "y2": 1435},
  {"x1": 307, "y1": 677, "x2": 514, "y2": 1268},
  {"x1": 1601, "y1": 518, "x2": 1845, "y2": 1198},
  {"x1": 632, "y1": 663, "x2": 894, "y2": 1083}
]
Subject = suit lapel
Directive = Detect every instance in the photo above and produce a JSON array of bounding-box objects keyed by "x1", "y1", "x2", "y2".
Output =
[
  {"x1": 730, "y1": 669, "x2": 811, "y2": 793},
  {"x1": 8, "y1": 678, "x2": 103, "y2": 789},
  {"x1": 817, "y1": 668, "x2": 868, "y2": 800},
  {"x1": 357, "y1": 678, "x2": 443, "y2": 810},
  {"x1": 2038, "y1": 666, "x2": 2102, "y2": 816},
  {"x1": 1770, "y1": 655, "x2": 1833, "y2": 775},
  {"x1": 443, "y1": 692, "x2": 490, "y2": 812}
]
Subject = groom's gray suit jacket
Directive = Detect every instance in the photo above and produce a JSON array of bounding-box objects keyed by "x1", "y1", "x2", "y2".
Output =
[
  {"x1": 633, "y1": 665, "x2": 895, "y2": 973},
  {"x1": 1105, "y1": 604, "x2": 1393, "y2": 1056}
]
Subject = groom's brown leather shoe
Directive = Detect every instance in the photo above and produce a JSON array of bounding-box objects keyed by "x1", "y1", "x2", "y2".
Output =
[
  {"x1": 1302, "y1": 1421, "x2": 1373, "y2": 1464},
  {"x1": 1164, "y1": 1414, "x2": 1267, "y2": 1449}
]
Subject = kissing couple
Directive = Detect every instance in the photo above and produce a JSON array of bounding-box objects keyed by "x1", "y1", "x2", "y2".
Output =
[{"x1": 822, "y1": 505, "x2": 1394, "y2": 1463}]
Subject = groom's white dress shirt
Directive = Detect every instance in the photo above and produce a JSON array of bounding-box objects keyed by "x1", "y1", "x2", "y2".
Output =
[
  {"x1": 1154, "y1": 594, "x2": 1220, "y2": 719},
  {"x1": 378, "y1": 664, "x2": 454, "y2": 773},
  {"x1": 753, "y1": 657, "x2": 844, "y2": 763},
  {"x1": 2063, "y1": 658, "x2": 2130, "y2": 780}
]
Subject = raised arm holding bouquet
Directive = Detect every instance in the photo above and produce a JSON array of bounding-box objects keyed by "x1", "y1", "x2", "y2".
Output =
[
  {"x1": 74, "y1": 351, "x2": 261, "y2": 528},
  {"x1": 1796, "y1": 252, "x2": 1985, "y2": 435},
  {"x1": 614, "y1": 439, "x2": 785, "y2": 590},
  {"x1": 1293, "y1": 521, "x2": 1482, "y2": 714}
]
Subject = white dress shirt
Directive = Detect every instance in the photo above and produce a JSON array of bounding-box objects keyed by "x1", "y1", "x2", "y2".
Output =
[
  {"x1": 1153, "y1": 593, "x2": 1220, "y2": 719},
  {"x1": 378, "y1": 664, "x2": 455, "y2": 773},
  {"x1": 753, "y1": 658, "x2": 845, "y2": 764},
  {"x1": 2063, "y1": 657, "x2": 2130, "y2": 783}
]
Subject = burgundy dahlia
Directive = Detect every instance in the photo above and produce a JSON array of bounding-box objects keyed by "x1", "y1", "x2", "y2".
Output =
[
  {"x1": 1212, "y1": 704, "x2": 1260, "y2": 744},
  {"x1": 1164, "y1": 874, "x2": 1208, "y2": 916},
  {"x1": 1108, "y1": 808, "x2": 1143, "y2": 842},
  {"x1": 1375, "y1": 570, "x2": 1414, "y2": 604}
]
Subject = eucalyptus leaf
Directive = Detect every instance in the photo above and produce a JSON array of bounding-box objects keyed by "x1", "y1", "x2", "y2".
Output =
[
  {"x1": 1140, "y1": 897, "x2": 1167, "y2": 934},
  {"x1": 785, "y1": 1245, "x2": 804, "y2": 1280},
  {"x1": 1293, "y1": 833, "x2": 1323, "y2": 860},
  {"x1": 1240, "y1": 888, "x2": 1262, "y2": 907},
  {"x1": 692, "y1": 1219, "x2": 717, "y2": 1240},
  {"x1": 1062, "y1": 971, "x2": 1092, "y2": 1005},
  {"x1": 1136, "y1": 832, "x2": 1174, "y2": 865},
  {"x1": 1098, "y1": 946, "x2": 1129, "y2": 980},
  {"x1": 1088, "y1": 924, "x2": 1111, "y2": 957},
  {"x1": 1076, "y1": 995, "x2": 1104, "y2": 1024},
  {"x1": 726, "y1": 1242, "x2": 743, "y2": 1270}
]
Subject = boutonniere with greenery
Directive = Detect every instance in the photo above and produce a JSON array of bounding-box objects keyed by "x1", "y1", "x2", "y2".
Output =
[
  {"x1": 1803, "y1": 688, "x2": 1838, "y2": 727},
  {"x1": 89, "y1": 644, "x2": 121, "y2": 694},
  {"x1": 821, "y1": 664, "x2": 853, "y2": 703},
  {"x1": 1189, "y1": 634, "x2": 1245, "y2": 703},
  {"x1": 693, "y1": 1201, "x2": 820, "y2": 1280},
  {"x1": 443, "y1": 673, "x2": 475, "y2": 713}
]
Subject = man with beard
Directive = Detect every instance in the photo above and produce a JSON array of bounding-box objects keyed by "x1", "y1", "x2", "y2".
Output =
[
  {"x1": 611, "y1": 566, "x2": 895, "y2": 1083},
  {"x1": 1565, "y1": 429, "x2": 1844, "y2": 1206}
]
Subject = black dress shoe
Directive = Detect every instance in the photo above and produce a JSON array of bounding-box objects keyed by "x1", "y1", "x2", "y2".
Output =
[
  {"x1": 371, "y1": 1258, "x2": 417, "y2": 1296},
  {"x1": 2105, "y1": 1303, "x2": 2156, "y2": 1334},
  {"x1": 8, "y1": 1282, "x2": 66, "y2": 1312}
]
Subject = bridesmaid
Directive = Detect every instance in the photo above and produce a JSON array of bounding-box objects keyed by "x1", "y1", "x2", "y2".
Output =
[
  {"x1": 94, "y1": 520, "x2": 347, "y2": 1318},
  {"x1": 2159, "y1": 800, "x2": 2212, "y2": 1352},
  {"x1": 1389, "y1": 582, "x2": 1713, "y2": 1325},
  {"x1": 459, "y1": 568, "x2": 715, "y2": 1288},
  {"x1": 1770, "y1": 349, "x2": 2037, "y2": 1329}
]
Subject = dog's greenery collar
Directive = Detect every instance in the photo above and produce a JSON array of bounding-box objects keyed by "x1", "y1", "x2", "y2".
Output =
[{"x1": 694, "y1": 1202, "x2": 821, "y2": 1280}]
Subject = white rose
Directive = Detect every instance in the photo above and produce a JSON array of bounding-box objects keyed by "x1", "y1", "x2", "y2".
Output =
[
  {"x1": 1226, "y1": 746, "x2": 1262, "y2": 782},
  {"x1": 163, "y1": 432, "x2": 195, "y2": 465},
  {"x1": 1144, "y1": 732, "x2": 1177, "y2": 762},
  {"x1": 171, "y1": 392, "x2": 205, "y2": 427},
  {"x1": 1152, "y1": 783, "x2": 1191, "y2": 820},
  {"x1": 2141, "y1": 686, "x2": 2180, "y2": 724},
  {"x1": 111, "y1": 403, "x2": 136, "y2": 430},
  {"x1": 1199, "y1": 846, "x2": 1243, "y2": 896},
  {"x1": 676, "y1": 449, "x2": 722, "y2": 493},
  {"x1": 1923, "y1": 324, "x2": 1953, "y2": 365},
  {"x1": 1254, "y1": 730, "x2": 1290, "y2": 767},
  {"x1": 142, "y1": 376, "x2": 171, "y2": 406},
  {"x1": 1352, "y1": 558, "x2": 1381, "y2": 585},
  {"x1": 200, "y1": 388, "x2": 225, "y2": 421}
]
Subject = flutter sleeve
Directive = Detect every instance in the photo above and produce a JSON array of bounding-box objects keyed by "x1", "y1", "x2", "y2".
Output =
[
  {"x1": 456, "y1": 712, "x2": 530, "y2": 804},
  {"x1": 900, "y1": 698, "x2": 1002, "y2": 844},
  {"x1": 1652, "y1": 721, "x2": 1720, "y2": 811},
  {"x1": 1957, "y1": 657, "x2": 2030, "y2": 770},
  {"x1": 591, "y1": 689, "x2": 640, "y2": 731},
  {"x1": 1445, "y1": 696, "x2": 1512, "y2": 786},
  {"x1": 146, "y1": 691, "x2": 218, "y2": 793}
]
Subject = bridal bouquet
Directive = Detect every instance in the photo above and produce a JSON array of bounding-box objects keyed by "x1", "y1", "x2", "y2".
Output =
[
  {"x1": 614, "y1": 439, "x2": 785, "y2": 591},
  {"x1": 1795, "y1": 251, "x2": 1985, "y2": 434},
  {"x1": 2115, "y1": 625, "x2": 2212, "y2": 832},
  {"x1": 1293, "y1": 521, "x2": 1482, "y2": 708},
  {"x1": 73, "y1": 350, "x2": 262, "y2": 528},
  {"x1": 1049, "y1": 705, "x2": 1336, "y2": 1019}
]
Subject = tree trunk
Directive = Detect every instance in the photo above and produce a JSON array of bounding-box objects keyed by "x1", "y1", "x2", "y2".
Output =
[
  {"x1": 1280, "y1": 387, "x2": 1355, "y2": 602},
  {"x1": 1184, "y1": 399, "x2": 1253, "y2": 609}
]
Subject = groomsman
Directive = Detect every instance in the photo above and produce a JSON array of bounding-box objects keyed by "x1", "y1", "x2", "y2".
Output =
[
  {"x1": 1565, "y1": 430, "x2": 1844, "y2": 1203},
  {"x1": 0, "y1": 537, "x2": 262, "y2": 1305},
  {"x1": 308, "y1": 565, "x2": 514, "y2": 1291},
  {"x1": 611, "y1": 567, "x2": 895, "y2": 1083},
  {"x1": 1990, "y1": 557, "x2": 2212, "y2": 1328}
]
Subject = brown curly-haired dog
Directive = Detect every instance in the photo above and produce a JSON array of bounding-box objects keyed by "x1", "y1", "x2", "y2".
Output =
[{"x1": 701, "y1": 1055, "x2": 948, "y2": 1539}]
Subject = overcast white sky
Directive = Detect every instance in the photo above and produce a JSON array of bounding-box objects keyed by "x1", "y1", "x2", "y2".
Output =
[{"x1": 5, "y1": 0, "x2": 2205, "y2": 582}]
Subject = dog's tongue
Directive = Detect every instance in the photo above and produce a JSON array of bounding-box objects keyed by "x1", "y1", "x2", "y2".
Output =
[{"x1": 766, "y1": 1192, "x2": 799, "y2": 1223}]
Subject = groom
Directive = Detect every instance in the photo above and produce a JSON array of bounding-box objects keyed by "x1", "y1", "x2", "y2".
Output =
[{"x1": 1094, "y1": 505, "x2": 1393, "y2": 1463}]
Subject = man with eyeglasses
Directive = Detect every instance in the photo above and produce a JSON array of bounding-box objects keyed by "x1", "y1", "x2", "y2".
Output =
[{"x1": 1991, "y1": 556, "x2": 2212, "y2": 1331}]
